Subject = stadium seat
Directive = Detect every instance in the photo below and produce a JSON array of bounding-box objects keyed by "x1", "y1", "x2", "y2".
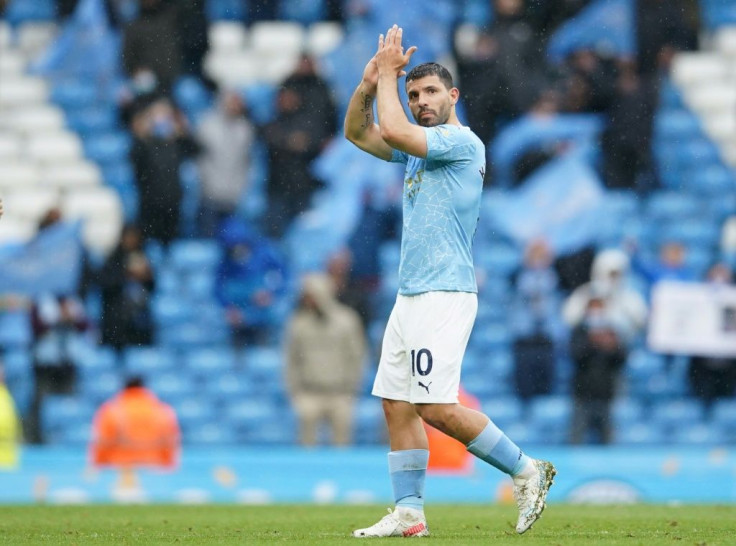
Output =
[
  {"x1": 41, "y1": 395, "x2": 96, "y2": 438},
  {"x1": 75, "y1": 345, "x2": 118, "y2": 377},
  {"x1": 147, "y1": 372, "x2": 196, "y2": 401},
  {"x1": 122, "y1": 347, "x2": 177, "y2": 375},
  {"x1": 2, "y1": 187, "x2": 59, "y2": 223},
  {"x1": 3, "y1": 0, "x2": 56, "y2": 25},
  {"x1": 27, "y1": 131, "x2": 83, "y2": 164},
  {"x1": 83, "y1": 131, "x2": 132, "y2": 166},
  {"x1": 1, "y1": 349, "x2": 32, "y2": 382},
  {"x1": 78, "y1": 370, "x2": 122, "y2": 405},
  {"x1": 250, "y1": 21, "x2": 304, "y2": 55},
  {"x1": 50, "y1": 79, "x2": 98, "y2": 109},
  {"x1": 175, "y1": 398, "x2": 218, "y2": 430},
  {"x1": 711, "y1": 399, "x2": 736, "y2": 433},
  {"x1": 353, "y1": 396, "x2": 385, "y2": 444},
  {"x1": 5, "y1": 104, "x2": 65, "y2": 134},
  {"x1": 611, "y1": 397, "x2": 644, "y2": 429},
  {"x1": 0, "y1": 217, "x2": 36, "y2": 245},
  {"x1": 305, "y1": 22, "x2": 344, "y2": 57},
  {"x1": 671, "y1": 53, "x2": 729, "y2": 88},
  {"x1": 614, "y1": 422, "x2": 666, "y2": 445},
  {"x1": 65, "y1": 106, "x2": 118, "y2": 136},
  {"x1": 184, "y1": 347, "x2": 236, "y2": 378},
  {"x1": 672, "y1": 423, "x2": 726, "y2": 445},
  {"x1": 0, "y1": 50, "x2": 26, "y2": 79},
  {"x1": 279, "y1": 0, "x2": 325, "y2": 24},
  {"x1": 0, "y1": 76, "x2": 48, "y2": 107},
  {"x1": 651, "y1": 399, "x2": 706, "y2": 433},
  {"x1": 208, "y1": 21, "x2": 247, "y2": 52},
  {"x1": 481, "y1": 397, "x2": 523, "y2": 430},
  {"x1": 205, "y1": 0, "x2": 247, "y2": 21},
  {"x1": 16, "y1": 21, "x2": 58, "y2": 60},
  {"x1": 243, "y1": 346, "x2": 282, "y2": 380},
  {"x1": 204, "y1": 50, "x2": 261, "y2": 87},
  {"x1": 168, "y1": 239, "x2": 222, "y2": 272},
  {"x1": 529, "y1": 395, "x2": 572, "y2": 432},
  {"x1": 184, "y1": 423, "x2": 237, "y2": 445},
  {"x1": 0, "y1": 309, "x2": 32, "y2": 348},
  {"x1": 41, "y1": 160, "x2": 102, "y2": 188}
]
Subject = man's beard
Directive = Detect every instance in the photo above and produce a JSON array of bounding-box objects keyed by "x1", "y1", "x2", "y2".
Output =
[{"x1": 414, "y1": 106, "x2": 449, "y2": 127}]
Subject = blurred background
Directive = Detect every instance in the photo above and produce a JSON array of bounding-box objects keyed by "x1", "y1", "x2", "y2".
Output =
[{"x1": 0, "y1": 0, "x2": 736, "y2": 505}]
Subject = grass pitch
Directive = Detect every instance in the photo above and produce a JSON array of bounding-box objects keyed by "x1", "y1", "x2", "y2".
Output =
[{"x1": 0, "y1": 504, "x2": 734, "y2": 545}]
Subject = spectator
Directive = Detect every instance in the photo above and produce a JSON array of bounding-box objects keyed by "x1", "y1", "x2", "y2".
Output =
[
  {"x1": 99, "y1": 224, "x2": 156, "y2": 354},
  {"x1": 630, "y1": 240, "x2": 693, "y2": 294},
  {"x1": 563, "y1": 248, "x2": 648, "y2": 345},
  {"x1": 285, "y1": 273, "x2": 366, "y2": 446},
  {"x1": 130, "y1": 98, "x2": 199, "y2": 247},
  {"x1": 600, "y1": 63, "x2": 657, "y2": 191},
  {"x1": 122, "y1": 0, "x2": 183, "y2": 94},
  {"x1": 0, "y1": 360, "x2": 21, "y2": 469},
  {"x1": 687, "y1": 263, "x2": 736, "y2": 410},
  {"x1": 569, "y1": 290, "x2": 628, "y2": 444},
  {"x1": 510, "y1": 240, "x2": 561, "y2": 401},
  {"x1": 215, "y1": 217, "x2": 289, "y2": 347},
  {"x1": 27, "y1": 293, "x2": 90, "y2": 444},
  {"x1": 89, "y1": 375, "x2": 180, "y2": 469},
  {"x1": 261, "y1": 53, "x2": 337, "y2": 238},
  {"x1": 195, "y1": 90, "x2": 255, "y2": 238}
]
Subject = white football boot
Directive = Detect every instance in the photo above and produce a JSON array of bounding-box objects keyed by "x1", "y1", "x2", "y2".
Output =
[
  {"x1": 352, "y1": 506, "x2": 429, "y2": 538},
  {"x1": 513, "y1": 459, "x2": 556, "y2": 534}
]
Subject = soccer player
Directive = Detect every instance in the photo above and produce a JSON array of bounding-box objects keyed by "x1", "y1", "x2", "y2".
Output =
[{"x1": 344, "y1": 25, "x2": 556, "y2": 538}]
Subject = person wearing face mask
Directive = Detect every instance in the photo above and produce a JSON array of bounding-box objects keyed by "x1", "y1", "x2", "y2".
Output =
[
  {"x1": 214, "y1": 216, "x2": 289, "y2": 347},
  {"x1": 130, "y1": 98, "x2": 199, "y2": 247},
  {"x1": 569, "y1": 289, "x2": 628, "y2": 444}
]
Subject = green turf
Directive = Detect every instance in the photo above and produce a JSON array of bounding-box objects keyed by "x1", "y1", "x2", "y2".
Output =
[{"x1": 0, "y1": 504, "x2": 734, "y2": 545}]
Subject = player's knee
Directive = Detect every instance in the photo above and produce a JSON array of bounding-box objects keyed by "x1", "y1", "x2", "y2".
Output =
[{"x1": 414, "y1": 403, "x2": 452, "y2": 429}]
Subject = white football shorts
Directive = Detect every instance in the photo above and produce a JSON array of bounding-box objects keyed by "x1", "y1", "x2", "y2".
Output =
[{"x1": 372, "y1": 291, "x2": 478, "y2": 404}]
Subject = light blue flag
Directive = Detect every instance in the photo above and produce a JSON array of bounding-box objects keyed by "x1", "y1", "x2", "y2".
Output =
[
  {"x1": 0, "y1": 222, "x2": 84, "y2": 296},
  {"x1": 31, "y1": 0, "x2": 120, "y2": 86},
  {"x1": 547, "y1": 0, "x2": 634, "y2": 63},
  {"x1": 486, "y1": 156, "x2": 605, "y2": 255}
]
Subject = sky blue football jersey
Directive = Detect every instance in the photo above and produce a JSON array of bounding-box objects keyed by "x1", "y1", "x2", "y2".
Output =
[{"x1": 389, "y1": 124, "x2": 485, "y2": 295}]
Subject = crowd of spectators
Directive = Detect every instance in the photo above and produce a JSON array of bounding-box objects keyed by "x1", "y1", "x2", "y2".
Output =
[{"x1": 0, "y1": 0, "x2": 734, "y2": 449}]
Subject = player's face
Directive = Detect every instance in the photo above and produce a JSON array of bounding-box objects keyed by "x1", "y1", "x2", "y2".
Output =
[{"x1": 406, "y1": 75, "x2": 457, "y2": 127}]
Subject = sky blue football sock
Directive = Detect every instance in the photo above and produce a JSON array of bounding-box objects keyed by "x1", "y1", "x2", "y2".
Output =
[
  {"x1": 466, "y1": 420, "x2": 531, "y2": 476},
  {"x1": 388, "y1": 449, "x2": 429, "y2": 511}
]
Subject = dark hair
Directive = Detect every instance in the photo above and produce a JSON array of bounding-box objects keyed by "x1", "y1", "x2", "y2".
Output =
[
  {"x1": 406, "y1": 62, "x2": 454, "y2": 90},
  {"x1": 125, "y1": 375, "x2": 145, "y2": 389}
]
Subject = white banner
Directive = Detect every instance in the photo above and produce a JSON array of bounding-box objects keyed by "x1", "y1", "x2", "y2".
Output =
[{"x1": 647, "y1": 281, "x2": 736, "y2": 357}]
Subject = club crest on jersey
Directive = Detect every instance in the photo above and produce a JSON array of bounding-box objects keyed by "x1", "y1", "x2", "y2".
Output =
[{"x1": 405, "y1": 169, "x2": 424, "y2": 202}]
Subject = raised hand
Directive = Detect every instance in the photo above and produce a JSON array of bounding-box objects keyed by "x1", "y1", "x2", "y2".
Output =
[{"x1": 375, "y1": 24, "x2": 417, "y2": 78}]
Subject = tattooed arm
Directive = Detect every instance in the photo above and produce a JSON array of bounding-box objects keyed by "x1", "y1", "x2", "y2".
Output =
[{"x1": 344, "y1": 43, "x2": 395, "y2": 161}]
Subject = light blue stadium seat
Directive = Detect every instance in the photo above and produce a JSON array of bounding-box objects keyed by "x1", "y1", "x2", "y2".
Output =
[
  {"x1": 663, "y1": 220, "x2": 720, "y2": 248},
  {"x1": 173, "y1": 76, "x2": 213, "y2": 123},
  {"x1": 651, "y1": 399, "x2": 706, "y2": 432},
  {"x1": 0, "y1": 310, "x2": 32, "y2": 348},
  {"x1": 279, "y1": 0, "x2": 325, "y2": 23},
  {"x1": 122, "y1": 346, "x2": 176, "y2": 375},
  {"x1": 158, "y1": 321, "x2": 227, "y2": 348},
  {"x1": 181, "y1": 271, "x2": 217, "y2": 301},
  {"x1": 41, "y1": 395, "x2": 96, "y2": 438},
  {"x1": 174, "y1": 398, "x2": 217, "y2": 429},
  {"x1": 204, "y1": 372, "x2": 258, "y2": 400},
  {"x1": 672, "y1": 423, "x2": 725, "y2": 445},
  {"x1": 611, "y1": 397, "x2": 644, "y2": 429},
  {"x1": 614, "y1": 422, "x2": 666, "y2": 445},
  {"x1": 168, "y1": 239, "x2": 222, "y2": 272},
  {"x1": 76, "y1": 346, "x2": 118, "y2": 378},
  {"x1": 151, "y1": 295, "x2": 194, "y2": 327},
  {"x1": 4, "y1": 0, "x2": 56, "y2": 23},
  {"x1": 353, "y1": 396, "x2": 385, "y2": 445},
  {"x1": 481, "y1": 396, "x2": 523, "y2": 430},
  {"x1": 654, "y1": 110, "x2": 700, "y2": 140},
  {"x1": 147, "y1": 372, "x2": 196, "y2": 400},
  {"x1": 243, "y1": 346, "x2": 282, "y2": 379},
  {"x1": 474, "y1": 243, "x2": 521, "y2": 277},
  {"x1": 50, "y1": 79, "x2": 98, "y2": 109},
  {"x1": 79, "y1": 370, "x2": 122, "y2": 405},
  {"x1": 646, "y1": 191, "x2": 701, "y2": 221},
  {"x1": 83, "y1": 131, "x2": 132, "y2": 166},
  {"x1": 225, "y1": 398, "x2": 280, "y2": 433},
  {"x1": 2, "y1": 350, "x2": 31, "y2": 382},
  {"x1": 624, "y1": 350, "x2": 665, "y2": 385},
  {"x1": 185, "y1": 347, "x2": 236, "y2": 377},
  {"x1": 529, "y1": 395, "x2": 572, "y2": 432},
  {"x1": 242, "y1": 83, "x2": 277, "y2": 125},
  {"x1": 66, "y1": 106, "x2": 117, "y2": 135},
  {"x1": 205, "y1": 0, "x2": 247, "y2": 21},
  {"x1": 711, "y1": 399, "x2": 736, "y2": 433},
  {"x1": 184, "y1": 423, "x2": 237, "y2": 445},
  {"x1": 474, "y1": 323, "x2": 511, "y2": 352}
]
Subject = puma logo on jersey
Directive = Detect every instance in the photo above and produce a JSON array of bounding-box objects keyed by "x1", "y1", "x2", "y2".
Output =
[{"x1": 418, "y1": 381, "x2": 432, "y2": 394}]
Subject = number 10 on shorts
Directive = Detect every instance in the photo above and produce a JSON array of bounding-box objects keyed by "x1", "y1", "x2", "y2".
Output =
[{"x1": 410, "y1": 348, "x2": 433, "y2": 376}]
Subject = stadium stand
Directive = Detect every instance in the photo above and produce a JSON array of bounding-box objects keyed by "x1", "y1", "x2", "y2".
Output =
[{"x1": 0, "y1": 0, "x2": 735, "y2": 449}]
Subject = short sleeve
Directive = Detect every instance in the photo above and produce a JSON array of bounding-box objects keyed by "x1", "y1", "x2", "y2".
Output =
[
  {"x1": 425, "y1": 126, "x2": 475, "y2": 164},
  {"x1": 390, "y1": 148, "x2": 409, "y2": 164}
]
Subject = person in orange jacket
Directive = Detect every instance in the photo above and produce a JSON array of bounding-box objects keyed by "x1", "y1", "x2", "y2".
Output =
[
  {"x1": 89, "y1": 376, "x2": 180, "y2": 469},
  {"x1": 424, "y1": 385, "x2": 481, "y2": 473}
]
